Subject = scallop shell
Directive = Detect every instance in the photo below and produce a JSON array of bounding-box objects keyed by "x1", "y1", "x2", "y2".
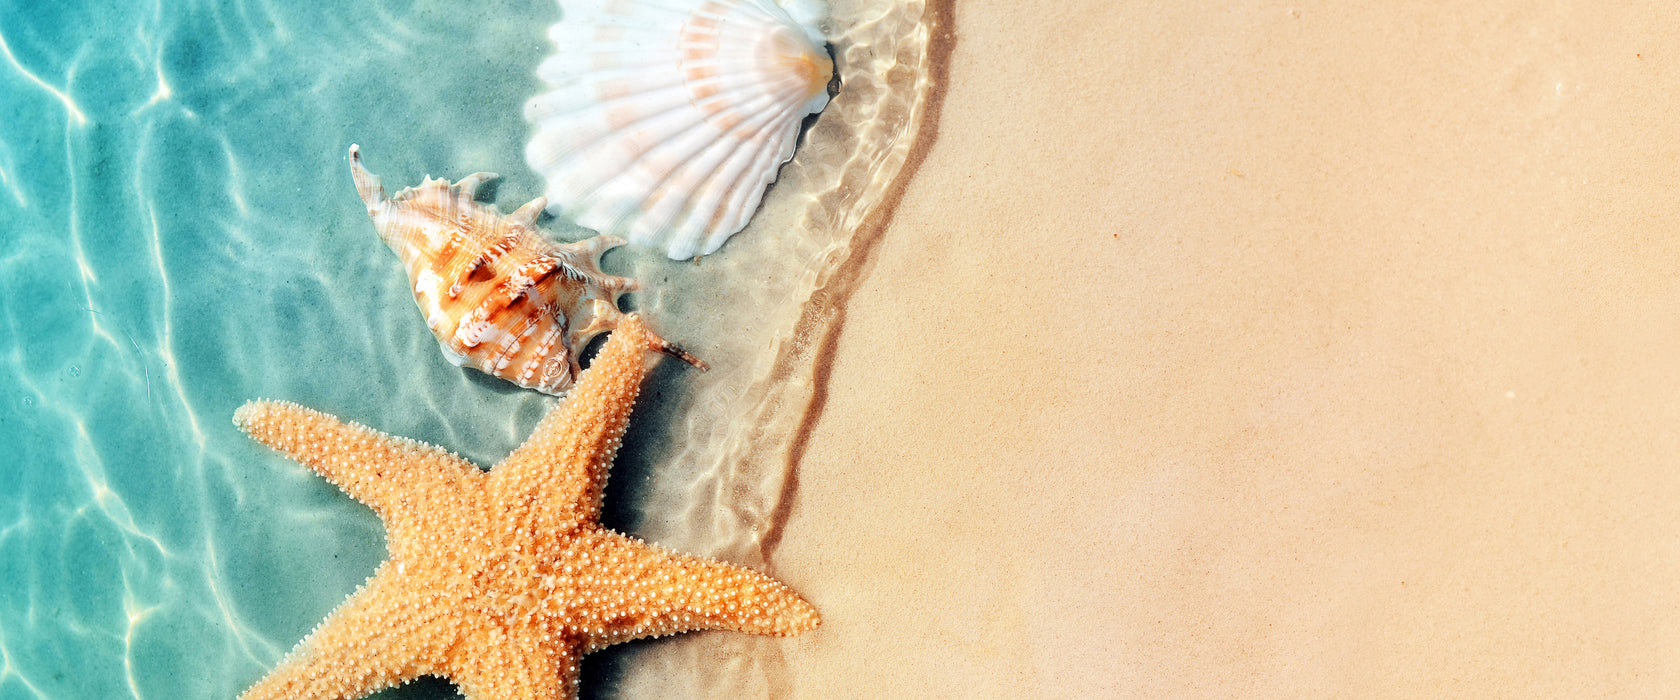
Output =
[
  {"x1": 348, "y1": 145, "x2": 704, "y2": 395},
  {"x1": 524, "y1": 0, "x2": 833, "y2": 260}
]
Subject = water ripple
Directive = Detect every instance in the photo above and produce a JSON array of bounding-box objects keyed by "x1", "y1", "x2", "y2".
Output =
[{"x1": 0, "y1": 26, "x2": 88, "y2": 127}]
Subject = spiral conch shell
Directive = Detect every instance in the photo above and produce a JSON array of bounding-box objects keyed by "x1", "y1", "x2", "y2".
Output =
[
  {"x1": 524, "y1": 0, "x2": 834, "y2": 260},
  {"x1": 348, "y1": 145, "x2": 705, "y2": 395}
]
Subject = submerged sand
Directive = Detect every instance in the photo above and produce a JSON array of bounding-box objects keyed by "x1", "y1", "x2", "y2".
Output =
[{"x1": 774, "y1": 3, "x2": 1680, "y2": 696}]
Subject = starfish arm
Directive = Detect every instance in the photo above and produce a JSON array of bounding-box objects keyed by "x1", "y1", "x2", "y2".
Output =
[
  {"x1": 444, "y1": 623, "x2": 585, "y2": 700},
  {"x1": 240, "y1": 567, "x2": 461, "y2": 700},
  {"x1": 491, "y1": 315, "x2": 653, "y2": 528},
  {"x1": 581, "y1": 530, "x2": 822, "y2": 652},
  {"x1": 234, "y1": 400, "x2": 482, "y2": 517}
]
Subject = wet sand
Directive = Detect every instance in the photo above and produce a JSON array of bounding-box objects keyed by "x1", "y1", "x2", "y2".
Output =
[{"x1": 775, "y1": 3, "x2": 1680, "y2": 696}]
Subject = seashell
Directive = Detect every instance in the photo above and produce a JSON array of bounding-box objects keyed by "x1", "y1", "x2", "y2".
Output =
[
  {"x1": 347, "y1": 145, "x2": 705, "y2": 395},
  {"x1": 524, "y1": 0, "x2": 834, "y2": 260}
]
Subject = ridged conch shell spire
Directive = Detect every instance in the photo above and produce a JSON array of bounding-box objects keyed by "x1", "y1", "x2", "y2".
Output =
[
  {"x1": 348, "y1": 145, "x2": 705, "y2": 395},
  {"x1": 525, "y1": 0, "x2": 834, "y2": 260}
]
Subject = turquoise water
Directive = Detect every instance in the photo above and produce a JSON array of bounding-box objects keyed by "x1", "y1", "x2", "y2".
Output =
[
  {"x1": 0, "y1": 1, "x2": 580, "y2": 696},
  {"x1": 0, "y1": 0, "x2": 934, "y2": 696}
]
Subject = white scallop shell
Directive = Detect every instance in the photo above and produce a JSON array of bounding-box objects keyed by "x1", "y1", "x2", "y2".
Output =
[{"x1": 524, "y1": 0, "x2": 833, "y2": 260}]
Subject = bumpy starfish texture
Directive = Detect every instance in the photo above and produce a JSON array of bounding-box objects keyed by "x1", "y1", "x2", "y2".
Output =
[{"x1": 232, "y1": 315, "x2": 818, "y2": 700}]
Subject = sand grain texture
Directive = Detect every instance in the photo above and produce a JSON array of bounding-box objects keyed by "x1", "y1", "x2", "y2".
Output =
[{"x1": 776, "y1": 3, "x2": 1680, "y2": 697}]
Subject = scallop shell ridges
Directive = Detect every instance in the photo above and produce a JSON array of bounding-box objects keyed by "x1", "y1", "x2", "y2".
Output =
[{"x1": 524, "y1": 0, "x2": 833, "y2": 260}]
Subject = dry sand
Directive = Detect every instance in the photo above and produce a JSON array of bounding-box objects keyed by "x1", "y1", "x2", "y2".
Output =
[{"x1": 773, "y1": 3, "x2": 1680, "y2": 696}]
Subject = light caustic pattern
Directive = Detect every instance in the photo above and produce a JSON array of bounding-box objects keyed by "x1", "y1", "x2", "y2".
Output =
[
  {"x1": 0, "y1": 0, "x2": 564, "y2": 697},
  {"x1": 0, "y1": 0, "x2": 935, "y2": 697}
]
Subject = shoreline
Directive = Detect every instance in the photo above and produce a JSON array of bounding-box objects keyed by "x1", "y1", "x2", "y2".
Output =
[
  {"x1": 764, "y1": 0, "x2": 959, "y2": 559},
  {"x1": 775, "y1": 2, "x2": 1680, "y2": 696}
]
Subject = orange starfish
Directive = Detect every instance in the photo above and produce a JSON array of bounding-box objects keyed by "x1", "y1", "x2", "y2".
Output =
[{"x1": 233, "y1": 315, "x2": 818, "y2": 699}]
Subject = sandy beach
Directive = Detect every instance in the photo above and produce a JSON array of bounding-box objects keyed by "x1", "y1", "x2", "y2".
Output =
[
  {"x1": 776, "y1": 3, "x2": 1680, "y2": 696},
  {"x1": 7, "y1": 0, "x2": 1680, "y2": 696}
]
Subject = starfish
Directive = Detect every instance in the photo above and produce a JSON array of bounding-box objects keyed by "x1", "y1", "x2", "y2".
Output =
[{"x1": 232, "y1": 315, "x2": 818, "y2": 700}]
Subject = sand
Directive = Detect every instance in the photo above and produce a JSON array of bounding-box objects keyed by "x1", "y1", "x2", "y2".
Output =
[{"x1": 773, "y1": 3, "x2": 1680, "y2": 696}]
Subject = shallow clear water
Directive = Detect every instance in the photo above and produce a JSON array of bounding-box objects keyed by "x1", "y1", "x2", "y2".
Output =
[{"x1": 0, "y1": 0, "x2": 936, "y2": 697}]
